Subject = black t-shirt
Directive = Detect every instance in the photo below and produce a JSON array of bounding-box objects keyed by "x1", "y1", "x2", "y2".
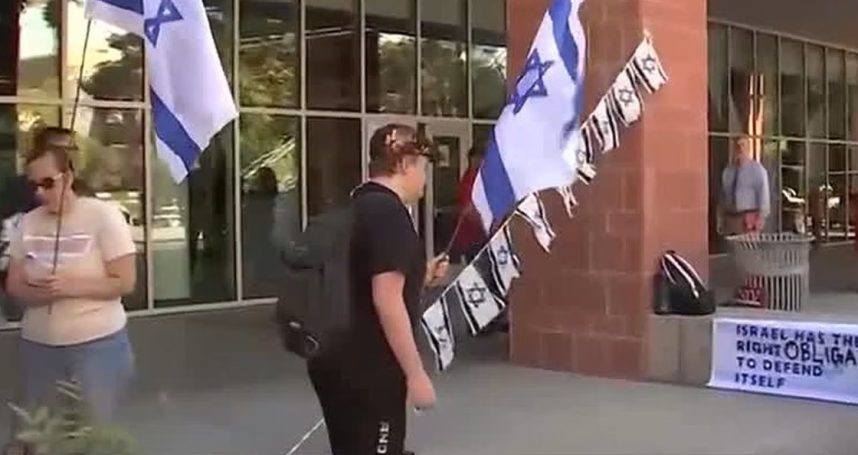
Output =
[{"x1": 326, "y1": 182, "x2": 426, "y2": 381}]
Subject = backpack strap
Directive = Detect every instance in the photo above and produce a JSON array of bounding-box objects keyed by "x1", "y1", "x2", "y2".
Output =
[{"x1": 662, "y1": 251, "x2": 705, "y2": 298}]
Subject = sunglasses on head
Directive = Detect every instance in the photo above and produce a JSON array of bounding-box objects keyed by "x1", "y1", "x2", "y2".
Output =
[
  {"x1": 27, "y1": 174, "x2": 65, "y2": 191},
  {"x1": 389, "y1": 139, "x2": 437, "y2": 162}
]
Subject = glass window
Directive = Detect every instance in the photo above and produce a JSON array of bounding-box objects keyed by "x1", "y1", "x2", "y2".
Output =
[
  {"x1": 807, "y1": 45, "x2": 826, "y2": 138},
  {"x1": 1, "y1": 0, "x2": 60, "y2": 98},
  {"x1": 421, "y1": 0, "x2": 468, "y2": 117},
  {"x1": 151, "y1": 126, "x2": 236, "y2": 306},
  {"x1": 366, "y1": 0, "x2": 417, "y2": 114},
  {"x1": 708, "y1": 24, "x2": 728, "y2": 132},
  {"x1": 67, "y1": 2, "x2": 143, "y2": 102},
  {"x1": 828, "y1": 145, "x2": 847, "y2": 241},
  {"x1": 306, "y1": 0, "x2": 360, "y2": 111},
  {"x1": 239, "y1": 0, "x2": 300, "y2": 108},
  {"x1": 781, "y1": 40, "x2": 805, "y2": 137},
  {"x1": 240, "y1": 114, "x2": 300, "y2": 299},
  {"x1": 807, "y1": 143, "x2": 826, "y2": 239},
  {"x1": 306, "y1": 117, "x2": 360, "y2": 216},
  {"x1": 429, "y1": 125, "x2": 468, "y2": 255},
  {"x1": 708, "y1": 136, "x2": 729, "y2": 253},
  {"x1": 756, "y1": 34, "x2": 779, "y2": 136},
  {"x1": 729, "y1": 28, "x2": 753, "y2": 134},
  {"x1": 847, "y1": 54, "x2": 858, "y2": 142},
  {"x1": 781, "y1": 141, "x2": 806, "y2": 232},
  {"x1": 827, "y1": 49, "x2": 846, "y2": 140},
  {"x1": 67, "y1": 107, "x2": 147, "y2": 310},
  {"x1": 472, "y1": 0, "x2": 507, "y2": 120},
  {"x1": 473, "y1": 123, "x2": 493, "y2": 154},
  {"x1": 849, "y1": 146, "x2": 858, "y2": 238},
  {"x1": 760, "y1": 140, "x2": 781, "y2": 233},
  {"x1": 205, "y1": 0, "x2": 235, "y2": 83},
  {"x1": 0, "y1": 104, "x2": 60, "y2": 183}
]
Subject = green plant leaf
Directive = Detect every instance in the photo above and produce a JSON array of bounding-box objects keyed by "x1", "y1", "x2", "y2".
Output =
[{"x1": 8, "y1": 402, "x2": 34, "y2": 424}]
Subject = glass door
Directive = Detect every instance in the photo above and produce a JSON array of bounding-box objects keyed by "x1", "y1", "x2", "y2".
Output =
[{"x1": 420, "y1": 120, "x2": 471, "y2": 260}]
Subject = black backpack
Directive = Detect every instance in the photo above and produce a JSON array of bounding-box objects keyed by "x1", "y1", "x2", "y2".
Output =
[
  {"x1": 654, "y1": 250, "x2": 715, "y2": 316},
  {"x1": 276, "y1": 203, "x2": 356, "y2": 360}
]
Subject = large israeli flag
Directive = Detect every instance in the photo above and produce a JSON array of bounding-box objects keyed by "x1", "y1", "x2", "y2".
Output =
[
  {"x1": 472, "y1": 0, "x2": 587, "y2": 231},
  {"x1": 84, "y1": 0, "x2": 237, "y2": 182}
]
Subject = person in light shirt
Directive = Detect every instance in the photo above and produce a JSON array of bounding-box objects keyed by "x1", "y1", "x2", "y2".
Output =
[
  {"x1": 719, "y1": 136, "x2": 771, "y2": 235},
  {"x1": 5, "y1": 128, "x2": 137, "y2": 420}
]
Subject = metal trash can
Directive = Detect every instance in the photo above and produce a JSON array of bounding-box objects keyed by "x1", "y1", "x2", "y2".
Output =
[{"x1": 725, "y1": 232, "x2": 813, "y2": 312}]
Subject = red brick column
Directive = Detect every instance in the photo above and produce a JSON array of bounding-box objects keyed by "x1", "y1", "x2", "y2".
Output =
[{"x1": 506, "y1": 0, "x2": 708, "y2": 379}]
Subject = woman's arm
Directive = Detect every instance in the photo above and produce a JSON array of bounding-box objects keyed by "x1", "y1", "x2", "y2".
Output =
[
  {"x1": 30, "y1": 254, "x2": 136, "y2": 300},
  {"x1": 6, "y1": 259, "x2": 53, "y2": 307}
]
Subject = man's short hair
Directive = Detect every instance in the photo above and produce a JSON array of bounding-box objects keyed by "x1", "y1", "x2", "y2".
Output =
[{"x1": 368, "y1": 123, "x2": 431, "y2": 177}]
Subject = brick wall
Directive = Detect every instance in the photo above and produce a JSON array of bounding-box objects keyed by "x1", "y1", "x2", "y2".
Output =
[{"x1": 506, "y1": 0, "x2": 708, "y2": 379}]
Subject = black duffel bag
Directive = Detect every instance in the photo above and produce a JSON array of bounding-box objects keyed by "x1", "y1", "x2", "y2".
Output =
[{"x1": 653, "y1": 250, "x2": 715, "y2": 316}]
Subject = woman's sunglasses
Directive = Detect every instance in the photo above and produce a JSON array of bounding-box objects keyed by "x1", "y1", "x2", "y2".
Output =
[{"x1": 27, "y1": 174, "x2": 65, "y2": 192}]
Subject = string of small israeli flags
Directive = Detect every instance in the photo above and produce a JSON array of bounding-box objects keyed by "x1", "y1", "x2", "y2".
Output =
[{"x1": 422, "y1": 35, "x2": 668, "y2": 372}]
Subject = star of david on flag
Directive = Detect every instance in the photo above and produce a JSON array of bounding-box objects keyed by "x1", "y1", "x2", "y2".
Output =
[
  {"x1": 509, "y1": 51, "x2": 554, "y2": 114},
  {"x1": 84, "y1": 0, "x2": 237, "y2": 183},
  {"x1": 472, "y1": 0, "x2": 587, "y2": 233},
  {"x1": 454, "y1": 265, "x2": 506, "y2": 336},
  {"x1": 487, "y1": 225, "x2": 521, "y2": 297},
  {"x1": 144, "y1": 0, "x2": 183, "y2": 46},
  {"x1": 421, "y1": 294, "x2": 456, "y2": 371},
  {"x1": 587, "y1": 99, "x2": 620, "y2": 153},
  {"x1": 609, "y1": 68, "x2": 643, "y2": 126},
  {"x1": 630, "y1": 37, "x2": 668, "y2": 93}
]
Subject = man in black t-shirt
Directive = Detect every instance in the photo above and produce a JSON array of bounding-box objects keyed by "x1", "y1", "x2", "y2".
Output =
[{"x1": 307, "y1": 124, "x2": 448, "y2": 455}]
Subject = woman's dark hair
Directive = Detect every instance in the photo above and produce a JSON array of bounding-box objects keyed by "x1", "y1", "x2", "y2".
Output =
[
  {"x1": 27, "y1": 127, "x2": 78, "y2": 173},
  {"x1": 26, "y1": 127, "x2": 90, "y2": 194}
]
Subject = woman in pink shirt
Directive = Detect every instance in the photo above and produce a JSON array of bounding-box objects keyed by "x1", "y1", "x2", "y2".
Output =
[{"x1": 5, "y1": 128, "x2": 137, "y2": 421}]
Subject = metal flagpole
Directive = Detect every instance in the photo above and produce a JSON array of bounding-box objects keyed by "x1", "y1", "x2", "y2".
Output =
[{"x1": 48, "y1": 19, "x2": 92, "y2": 313}]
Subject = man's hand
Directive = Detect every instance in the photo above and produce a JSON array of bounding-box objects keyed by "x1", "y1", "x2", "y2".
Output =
[
  {"x1": 425, "y1": 254, "x2": 450, "y2": 286},
  {"x1": 743, "y1": 212, "x2": 765, "y2": 233},
  {"x1": 406, "y1": 371, "x2": 437, "y2": 410}
]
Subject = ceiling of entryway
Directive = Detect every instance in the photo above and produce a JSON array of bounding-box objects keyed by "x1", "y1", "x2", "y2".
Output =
[{"x1": 708, "y1": 0, "x2": 858, "y2": 50}]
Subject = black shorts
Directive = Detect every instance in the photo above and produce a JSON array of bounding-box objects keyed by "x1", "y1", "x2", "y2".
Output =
[{"x1": 308, "y1": 364, "x2": 408, "y2": 455}]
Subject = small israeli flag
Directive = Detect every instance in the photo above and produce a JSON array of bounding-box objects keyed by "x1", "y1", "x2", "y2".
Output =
[
  {"x1": 85, "y1": 0, "x2": 238, "y2": 182},
  {"x1": 454, "y1": 265, "x2": 506, "y2": 336},
  {"x1": 555, "y1": 184, "x2": 578, "y2": 218},
  {"x1": 588, "y1": 99, "x2": 620, "y2": 153},
  {"x1": 610, "y1": 68, "x2": 643, "y2": 126},
  {"x1": 515, "y1": 194, "x2": 556, "y2": 252},
  {"x1": 486, "y1": 225, "x2": 521, "y2": 297},
  {"x1": 472, "y1": 0, "x2": 587, "y2": 232},
  {"x1": 630, "y1": 37, "x2": 669, "y2": 93},
  {"x1": 421, "y1": 293, "x2": 456, "y2": 371}
]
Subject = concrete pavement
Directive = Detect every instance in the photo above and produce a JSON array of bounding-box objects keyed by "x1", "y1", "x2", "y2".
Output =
[{"x1": 3, "y1": 306, "x2": 858, "y2": 454}]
